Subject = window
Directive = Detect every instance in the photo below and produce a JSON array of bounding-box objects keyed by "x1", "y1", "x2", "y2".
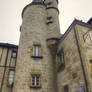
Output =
[
  {"x1": 32, "y1": 45, "x2": 43, "y2": 59},
  {"x1": 33, "y1": 45, "x2": 40, "y2": 56},
  {"x1": 58, "y1": 49, "x2": 65, "y2": 65},
  {"x1": 12, "y1": 51, "x2": 17, "y2": 58},
  {"x1": 46, "y1": 17, "x2": 53, "y2": 24},
  {"x1": 46, "y1": 2, "x2": 52, "y2": 8},
  {"x1": 57, "y1": 49, "x2": 65, "y2": 71},
  {"x1": 89, "y1": 32, "x2": 92, "y2": 41},
  {"x1": 64, "y1": 85, "x2": 69, "y2": 92},
  {"x1": 30, "y1": 74, "x2": 41, "y2": 88},
  {"x1": 8, "y1": 70, "x2": 14, "y2": 87}
]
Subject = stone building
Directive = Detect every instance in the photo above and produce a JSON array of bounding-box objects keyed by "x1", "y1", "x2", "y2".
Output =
[{"x1": 0, "y1": 0, "x2": 92, "y2": 92}]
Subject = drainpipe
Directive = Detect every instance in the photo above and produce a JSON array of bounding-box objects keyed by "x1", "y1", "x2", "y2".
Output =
[{"x1": 73, "y1": 25, "x2": 89, "y2": 92}]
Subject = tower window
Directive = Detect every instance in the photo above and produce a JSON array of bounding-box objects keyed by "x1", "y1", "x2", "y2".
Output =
[
  {"x1": 64, "y1": 85, "x2": 69, "y2": 92},
  {"x1": 30, "y1": 74, "x2": 41, "y2": 88},
  {"x1": 8, "y1": 70, "x2": 15, "y2": 87},
  {"x1": 46, "y1": 17, "x2": 53, "y2": 24},
  {"x1": 33, "y1": 45, "x2": 40, "y2": 56},
  {"x1": 12, "y1": 51, "x2": 17, "y2": 58},
  {"x1": 46, "y1": 2, "x2": 52, "y2": 8}
]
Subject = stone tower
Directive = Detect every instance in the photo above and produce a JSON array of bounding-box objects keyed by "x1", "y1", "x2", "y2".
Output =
[{"x1": 13, "y1": 0, "x2": 60, "y2": 92}]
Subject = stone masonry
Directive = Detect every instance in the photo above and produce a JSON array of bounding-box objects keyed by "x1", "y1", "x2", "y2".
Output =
[{"x1": 0, "y1": 0, "x2": 92, "y2": 92}]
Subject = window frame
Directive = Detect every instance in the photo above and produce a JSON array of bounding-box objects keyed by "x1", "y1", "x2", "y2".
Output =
[
  {"x1": 46, "y1": 16, "x2": 53, "y2": 24},
  {"x1": 33, "y1": 45, "x2": 40, "y2": 57},
  {"x1": 57, "y1": 48, "x2": 65, "y2": 71},
  {"x1": 31, "y1": 45, "x2": 43, "y2": 59},
  {"x1": 30, "y1": 74, "x2": 41, "y2": 88},
  {"x1": 46, "y1": 2, "x2": 52, "y2": 8},
  {"x1": 8, "y1": 69, "x2": 15, "y2": 87},
  {"x1": 12, "y1": 50, "x2": 17, "y2": 58}
]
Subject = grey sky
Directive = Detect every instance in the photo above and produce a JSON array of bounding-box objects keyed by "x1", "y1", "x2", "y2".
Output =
[{"x1": 0, "y1": 0, "x2": 92, "y2": 45}]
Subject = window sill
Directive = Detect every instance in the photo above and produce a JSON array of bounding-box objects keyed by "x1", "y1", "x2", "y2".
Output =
[
  {"x1": 7, "y1": 83, "x2": 13, "y2": 87},
  {"x1": 30, "y1": 86, "x2": 41, "y2": 89},
  {"x1": 46, "y1": 21, "x2": 53, "y2": 24},
  {"x1": 11, "y1": 57, "x2": 16, "y2": 58},
  {"x1": 31, "y1": 56, "x2": 43, "y2": 59}
]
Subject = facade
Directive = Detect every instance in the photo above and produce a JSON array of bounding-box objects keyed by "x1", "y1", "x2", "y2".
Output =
[{"x1": 0, "y1": 0, "x2": 92, "y2": 92}]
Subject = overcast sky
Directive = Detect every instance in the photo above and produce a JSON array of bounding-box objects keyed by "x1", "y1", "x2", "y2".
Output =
[{"x1": 0, "y1": 0, "x2": 92, "y2": 45}]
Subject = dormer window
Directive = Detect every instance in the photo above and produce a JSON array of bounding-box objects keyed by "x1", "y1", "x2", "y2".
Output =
[
  {"x1": 8, "y1": 70, "x2": 15, "y2": 87},
  {"x1": 12, "y1": 51, "x2": 17, "y2": 58},
  {"x1": 46, "y1": 2, "x2": 52, "y2": 8},
  {"x1": 46, "y1": 17, "x2": 53, "y2": 24}
]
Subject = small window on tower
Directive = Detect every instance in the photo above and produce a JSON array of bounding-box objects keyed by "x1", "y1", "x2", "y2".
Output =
[
  {"x1": 46, "y1": 2, "x2": 52, "y2": 8},
  {"x1": 33, "y1": 45, "x2": 40, "y2": 56},
  {"x1": 31, "y1": 45, "x2": 43, "y2": 59},
  {"x1": 46, "y1": 17, "x2": 53, "y2": 24},
  {"x1": 30, "y1": 74, "x2": 41, "y2": 88},
  {"x1": 8, "y1": 69, "x2": 15, "y2": 87}
]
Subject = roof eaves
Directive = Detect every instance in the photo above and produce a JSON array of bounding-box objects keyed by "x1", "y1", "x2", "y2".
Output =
[{"x1": 0, "y1": 43, "x2": 18, "y2": 48}]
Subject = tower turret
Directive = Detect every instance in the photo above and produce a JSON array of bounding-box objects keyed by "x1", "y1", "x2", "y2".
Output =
[
  {"x1": 44, "y1": 0, "x2": 60, "y2": 38},
  {"x1": 12, "y1": 0, "x2": 60, "y2": 92}
]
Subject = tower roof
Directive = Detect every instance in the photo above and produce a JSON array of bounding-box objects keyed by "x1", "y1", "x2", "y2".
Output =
[
  {"x1": 32, "y1": 0, "x2": 44, "y2": 3},
  {"x1": 21, "y1": 0, "x2": 46, "y2": 18}
]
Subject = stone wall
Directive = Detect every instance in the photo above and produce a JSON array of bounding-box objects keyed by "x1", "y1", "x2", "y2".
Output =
[
  {"x1": 75, "y1": 23, "x2": 92, "y2": 92},
  {"x1": 0, "y1": 46, "x2": 17, "y2": 92},
  {"x1": 57, "y1": 26, "x2": 85, "y2": 92},
  {"x1": 13, "y1": 3, "x2": 58, "y2": 92}
]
